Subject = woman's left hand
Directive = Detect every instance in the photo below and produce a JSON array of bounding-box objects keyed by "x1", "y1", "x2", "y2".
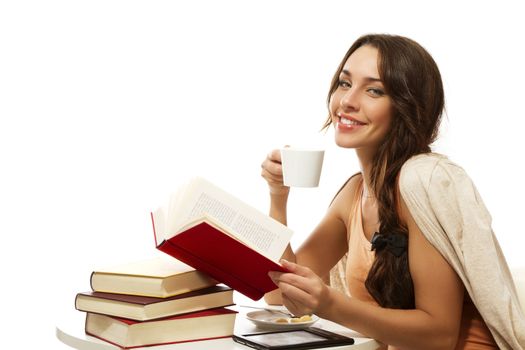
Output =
[{"x1": 268, "y1": 260, "x2": 331, "y2": 317}]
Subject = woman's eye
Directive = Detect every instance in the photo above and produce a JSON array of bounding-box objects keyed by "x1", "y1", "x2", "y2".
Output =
[
  {"x1": 368, "y1": 88, "x2": 385, "y2": 96},
  {"x1": 338, "y1": 79, "x2": 351, "y2": 88}
]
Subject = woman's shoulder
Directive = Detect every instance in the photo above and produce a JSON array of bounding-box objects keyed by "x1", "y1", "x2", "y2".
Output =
[
  {"x1": 400, "y1": 153, "x2": 468, "y2": 189},
  {"x1": 399, "y1": 152, "x2": 477, "y2": 204},
  {"x1": 331, "y1": 172, "x2": 362, "y2": 202},
  {"x1": 328, "y1": 172, "x2": 362, "y2": 221}
]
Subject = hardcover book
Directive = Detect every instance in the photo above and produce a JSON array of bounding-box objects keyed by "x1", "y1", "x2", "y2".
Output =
[
  {"x1": 90, "y1": 256, "x2": 217, "y2": 298},
  {"x1": 76, "y1": 285, "x2": 233, "y2": 321},
  {"x1": 85, "y1": 308, "x2": 237, "y2": 349},
  {"x1": 151, "y1": 177, "x2": 293, "y2": 300}
]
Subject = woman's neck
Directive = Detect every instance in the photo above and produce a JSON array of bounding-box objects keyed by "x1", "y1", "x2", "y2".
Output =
[{"x1": 356, "y1": 149, "x2": 375, "y2": 198}]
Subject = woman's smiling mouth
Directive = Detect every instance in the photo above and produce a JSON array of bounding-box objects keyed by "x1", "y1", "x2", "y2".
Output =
[{"x1": 337, "y1": 114, "x2": 367, "y2": 131}]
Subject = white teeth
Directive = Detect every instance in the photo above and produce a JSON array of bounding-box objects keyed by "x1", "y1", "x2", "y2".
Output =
[{"x1": 340, "y1": 117, "x2": 362, "y2": 125}]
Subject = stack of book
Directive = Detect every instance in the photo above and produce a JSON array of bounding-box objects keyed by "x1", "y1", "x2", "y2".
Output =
[
  {"x1": 74, "y1": 256, "x2": 237, "y2": 348},
  {"x1": 74, "y1": 177, "x2": 295, "y2": 348}
]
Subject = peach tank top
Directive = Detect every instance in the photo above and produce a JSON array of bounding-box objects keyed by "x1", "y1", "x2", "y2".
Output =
[{"x1": 344, "y1": 181, "x2": 498, "y2": 349}]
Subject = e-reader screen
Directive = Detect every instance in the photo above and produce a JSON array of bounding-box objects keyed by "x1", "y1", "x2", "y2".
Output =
[
  {"x1": 232, "y1": 327, "x2": 355, "y2": 350},
  {"x1": 247, "y1": 330, "x2": 325, "y2": 347}
]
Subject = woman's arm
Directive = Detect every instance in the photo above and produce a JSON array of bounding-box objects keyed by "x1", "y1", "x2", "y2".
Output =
[
  {"x1": 261, "y1": 149, "x2": 356, "y2": 304},
  {"x1": 271, "y1": 195, "x2": 465, "y2": 350}
]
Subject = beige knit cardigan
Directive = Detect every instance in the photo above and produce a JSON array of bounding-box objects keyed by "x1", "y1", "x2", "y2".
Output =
[{"x1": 400, "y1": 153, "x2": 525, "y2": 349}]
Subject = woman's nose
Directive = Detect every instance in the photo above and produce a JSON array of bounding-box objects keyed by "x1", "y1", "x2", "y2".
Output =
[{"x1": 340, "y1": 88, "x2": 359, "y2": 111}]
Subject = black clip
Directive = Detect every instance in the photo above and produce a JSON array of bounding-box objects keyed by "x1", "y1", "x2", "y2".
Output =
[{"x1": 371, "y1": 232, "x2": 408, "y2": 257}]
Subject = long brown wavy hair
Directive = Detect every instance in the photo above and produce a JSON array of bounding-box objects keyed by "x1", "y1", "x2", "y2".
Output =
[{"x1": 323, "y1": 34, "x2": 445, "y2": 309}]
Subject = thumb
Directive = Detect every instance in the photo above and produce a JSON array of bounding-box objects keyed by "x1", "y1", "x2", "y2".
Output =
[{"x1": 280, "y1": 259, "x2": 311, "y2": 277}]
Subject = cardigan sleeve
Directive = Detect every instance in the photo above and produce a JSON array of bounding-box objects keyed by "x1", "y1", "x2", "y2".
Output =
[{"x1": 399, "y1": 153, "x2": 525, "y2": 349}]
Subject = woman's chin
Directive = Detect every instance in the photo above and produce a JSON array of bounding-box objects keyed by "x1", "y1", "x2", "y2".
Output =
[{"x1": 334, "y1": 137, "x2": 358, "y2": 149}]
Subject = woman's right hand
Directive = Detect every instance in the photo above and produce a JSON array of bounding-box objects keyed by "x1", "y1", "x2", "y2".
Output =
[{"x1": 261, "y1": 149, "x2": 290, "y2": 196}]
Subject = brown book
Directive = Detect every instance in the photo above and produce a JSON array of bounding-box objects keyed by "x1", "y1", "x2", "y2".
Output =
[
  {"x1": 90, "y1": 256, "x2": 217, "y2": 297},
  {"x1": 75, "y1": 285, "x2": 233, "y2": 321},
  {"x1": 85, "y1": 308, "x2": 237, "y2": 349}
]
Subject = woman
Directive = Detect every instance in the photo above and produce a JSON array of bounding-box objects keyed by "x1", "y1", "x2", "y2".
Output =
[{"x1": 261, "y1": 34, "x2": 524, "y2": 349}]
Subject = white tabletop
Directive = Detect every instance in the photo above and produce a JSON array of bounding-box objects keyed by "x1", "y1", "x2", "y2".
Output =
[{"x1": 56, "y1": 305, "x2": 381, "y2": 350}]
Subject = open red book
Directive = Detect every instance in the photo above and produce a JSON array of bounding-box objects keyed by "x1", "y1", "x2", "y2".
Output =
[{"x1": 151, "y1": 177, "x2": 293, "y2": 301}]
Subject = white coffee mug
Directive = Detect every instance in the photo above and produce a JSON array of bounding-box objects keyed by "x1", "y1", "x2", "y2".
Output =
[{"x1": 280, "y1": 148, "x2": 325, "y2": 187}]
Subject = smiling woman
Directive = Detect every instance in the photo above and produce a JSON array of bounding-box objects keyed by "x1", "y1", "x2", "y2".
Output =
[
  {"x1": 1, "y1": 2, "x2": 525, "y2": 350},
  {"x1": 260, "y1": 34, "x2": 525, "y2": 350}
]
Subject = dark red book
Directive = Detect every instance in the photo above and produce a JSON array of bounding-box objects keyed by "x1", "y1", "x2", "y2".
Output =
[
  {"x1": 85, "y1": 308, "x2": 237, "y2": 349},
  {"x1": 75, "y1": 285, "x2": 233, "y2": 321},
  {"x1": 151, "y1": 177, "x2": 293, "y2": 301}
]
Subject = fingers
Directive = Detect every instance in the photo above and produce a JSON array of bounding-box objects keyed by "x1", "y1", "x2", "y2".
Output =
[
  {"x1": 260, "y1": 166, "x2": 286, "y2": 193},
  {"x1": 260, "y1": 149, "x2": 290, "y2": 195},
  {"x1": 261, "y1": 149, "x2": 283, "y2": 175},
  {"x1": 280, "y1": 259, "x2": 315, "y2": 278},
  {"x1": 277, "y1": 279, "x2": 318, "y2": 315},
  {"x1": 268, "y1": 260, "x2": 315, "y2": 286},
  {"x1": 281, "y1": 294, "x2": 310, "y2": 317},
  {"x1": 268, "y1": 270, "x2": 312, "y2": 313},
  {"x1": 268, "y1": 262, "x2": 328, "y2": 315},
  {"x1": 261, "y1": 158, "x2": 283, "y2": 178},
  {"x1": 268, "y1": 148, "x2": 283, "y2": 163},
  {"x1": 272, "y1": 271, "x2": 311, "y2": 292}
]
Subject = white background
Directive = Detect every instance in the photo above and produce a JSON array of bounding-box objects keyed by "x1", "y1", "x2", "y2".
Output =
[{"x1": 1, "y1": 1, "x2": 524, "y2": 348}]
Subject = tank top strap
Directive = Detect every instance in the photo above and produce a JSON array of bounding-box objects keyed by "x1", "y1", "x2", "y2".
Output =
[
  {"x1": 345, "y1": 176, "x2": 376, "y2": 304},
  {"x1": 348, "y1": 177, "x2": 373, "y2": 249}
]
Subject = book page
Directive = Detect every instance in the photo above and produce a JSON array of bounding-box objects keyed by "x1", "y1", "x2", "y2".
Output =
[
  {"x1": 154, "y1": 184, "x2": 192, "y2": 243},
  {"x1": 167, "y1": 177, "x2": 293, "y2": 262},
  {"x1": 151, "y1": 207, "x2": 166, "y2": 243}
]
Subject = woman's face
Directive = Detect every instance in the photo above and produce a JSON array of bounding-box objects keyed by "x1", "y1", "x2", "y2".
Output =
[{"x1": 329, "y1": 45, "x2": 393, "y2": 153}]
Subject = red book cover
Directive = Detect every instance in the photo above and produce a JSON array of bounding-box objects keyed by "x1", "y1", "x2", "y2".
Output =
[{"x1": 152, "y1": 217, "x2": 287, "y2": 301}]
